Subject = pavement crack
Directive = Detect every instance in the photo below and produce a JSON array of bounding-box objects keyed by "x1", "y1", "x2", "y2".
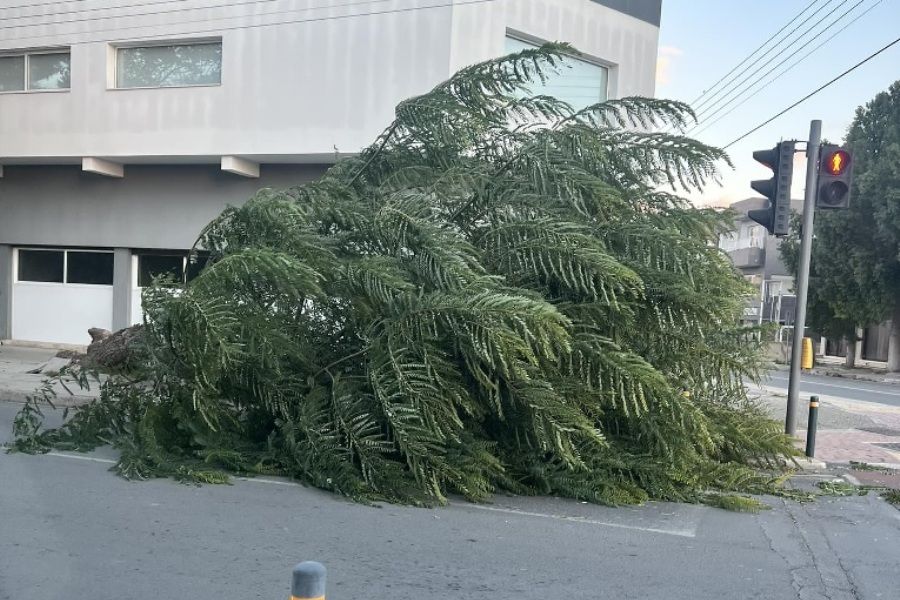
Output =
[
  {"x1": 835, "y1": 558, "x2": 862, "y2": 600},
  {"x1": 758, "y1": 499, "x2": 805, "y2": 600},
  {"x1": 784, "y1": 503, "x2": 833, "y2": 599},
  {"x1": 786, "y1": 500, "x2": 864, "y2": 600}
]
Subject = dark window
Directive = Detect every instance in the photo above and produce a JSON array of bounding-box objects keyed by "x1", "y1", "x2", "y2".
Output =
[
  {"x1": 18, "y1": 249, "x2": 64, "y2": 282},
  {"x1": 138, "y1": 254, "x2": 184, "y2": 287},
  {"x1": 67, "y1": 251, "x2": 114, "y2": 285},
  {"x1": 185, "y1": 252, "x2": 210, "y2": 282}
]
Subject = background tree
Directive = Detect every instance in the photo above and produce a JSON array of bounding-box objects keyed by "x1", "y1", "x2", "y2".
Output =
[
  {"x1": 13, "y1": 44, "x2": 794, "y2": 508},
  {"x1": 780, "y1": 209, "x2": 871, "y2": 368},
  {"x1": 781, "y1": 81, "x2": 900, "y2": 370}
]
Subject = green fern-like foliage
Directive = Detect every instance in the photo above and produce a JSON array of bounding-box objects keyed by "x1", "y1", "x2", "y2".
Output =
[{"x1": 13, "y1": 43, "x2": 796, "y2": 505}]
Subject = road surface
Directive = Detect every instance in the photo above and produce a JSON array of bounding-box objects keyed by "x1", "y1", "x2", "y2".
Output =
[
  {"x1": 2, "y1": 401, "x2": 899, "y2": 600},
  {"x1": 764, "y1": 368, "x2": 900, "y2": 407}
]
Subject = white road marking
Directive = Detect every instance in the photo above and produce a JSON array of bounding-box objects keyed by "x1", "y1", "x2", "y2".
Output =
[
  {"x1": 37, "y1": 452, "x2": 698, "y2": 538},
  {"x1": 765, "y1": 374, "x2": 900, "y2": 397},
  {"x1": 454, "y1": 503, "x2": 697, "y2": 538},
  {"x1": 46, "y1": 452, "x2": 116, "y2": 464},
  {"x1": 235, "y1": 476, "x2": 300, "y2": 487}
]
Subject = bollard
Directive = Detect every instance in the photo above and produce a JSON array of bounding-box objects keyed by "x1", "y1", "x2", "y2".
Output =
[
  {"x1": 805, "y1": 396, "x2": 819, "y2": 458},
  {"x1": 291, "y1": 561, "x2": 326, "y2": 600},
  {"x1": 801, "y1": 337, "x2": 814, "y2": 370}
]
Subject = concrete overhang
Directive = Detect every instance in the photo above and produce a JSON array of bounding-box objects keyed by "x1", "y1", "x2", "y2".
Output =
[{"x1": 82, "y1": 157, "x2": 124, "y2": 178}]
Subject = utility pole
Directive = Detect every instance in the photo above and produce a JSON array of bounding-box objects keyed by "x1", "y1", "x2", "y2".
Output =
[{"x1": 785, "y1": 120, "x2": 821, "y2": 436}]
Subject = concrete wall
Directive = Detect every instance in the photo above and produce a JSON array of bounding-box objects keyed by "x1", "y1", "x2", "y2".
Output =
[
  {"x1": 0, "y1": 0, "x2": 659, "y2": 164},
  {"x1": 729, "y1": 247, "x2": 764, "y2": 270},
  {"x1": 0, "y1": 164, "x2": 326, "y2": 249},
  {"x1": 0, "y1": 0, "x2": 456, "y2": 162}
]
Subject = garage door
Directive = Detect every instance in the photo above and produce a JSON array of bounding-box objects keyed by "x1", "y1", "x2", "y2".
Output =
[{"x1": 12, "y1": 248, "x2": 114, "y2": 346}]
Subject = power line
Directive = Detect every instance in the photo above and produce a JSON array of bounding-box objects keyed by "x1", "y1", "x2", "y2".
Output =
[
  {"x1": 0, "y1": 0, "x2": 395, "y2": 31},
  {"x1": 690, "y1": 0, "x2": 884, "y2": 137},
  {"x1": 723, "y1": 35, "x2": 900, "y2": 149},
  {"x1": 684, "y1": 0, "x2": 825, "y2": 107},
  {"x1": 690, "y1": 0, "x2": 871, "y2": 132},
  {"x1": 1, "y1": 0, "x2": 492, "y2": 44},
  {"x1": 0, "y1": 0, "x2": 86, "y2": 14},
  {"x1": 691, "y1": 0, "x2": 846, "y2": 115}
]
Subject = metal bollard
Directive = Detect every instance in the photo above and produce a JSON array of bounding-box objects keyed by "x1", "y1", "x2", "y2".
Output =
[
  {"x1": 291, "y1": 561, "x2": 326, "y2": 600},
  {"x1": 805, "y1": 396, "x2": 819, "y2": 458}
]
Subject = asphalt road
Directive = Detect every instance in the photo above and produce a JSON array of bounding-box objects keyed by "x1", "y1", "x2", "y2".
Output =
[
  {"x1": 2, "y1": 402, "x2": 900, "y2": 600},
  {"x1": 763, "y1": 369, "x2": 900, "y2": 407}
]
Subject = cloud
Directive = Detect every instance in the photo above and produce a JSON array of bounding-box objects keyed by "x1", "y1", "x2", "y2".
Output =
[{"x1": 656, "y1": 46, "x2": 683, "y2": 88}]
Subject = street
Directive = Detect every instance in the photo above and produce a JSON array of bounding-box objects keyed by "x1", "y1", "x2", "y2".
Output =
[
  {"x1": 2, "y1": 401, "x2": 900, "y2": 600},
  {"x1": 764, "y1": 369, "x2": 900, "y2": 407}
]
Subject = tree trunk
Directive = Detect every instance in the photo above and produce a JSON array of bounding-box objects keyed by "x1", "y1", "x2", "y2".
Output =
[
  {"x1": 888, "y1": 304, "x2": 900, "y2": 373},
  {"x1": 845, "y1": 338, "x2": 856, "y2": 369}
]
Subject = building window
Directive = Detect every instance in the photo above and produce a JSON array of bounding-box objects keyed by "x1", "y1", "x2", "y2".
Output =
[
  {"x1": 28, "y1": 52, "x2": 71, "y2": 90},
  {"x1": 115, "y1": 40, "x2": 222, "y2": 89},
  {"x1": 138, "y1": 254, "x2": 185, "y2": 287},
  {"x1": 0, "y1": 50, "x2": 70, "y2": 92},
  {"x1": 504, "y1": 36, "x2": 609, "y2": 111},
  {"x1": 67, "y1": 251, "x2": 114, "y2": 285},
  {"x1": 136, "y1": 252, "x2": 208, "y2": 286},
  {"x1": 17, "y1": 249, "x2": 113, "y2": 285},
  {"x1": 18, "y1": 249, "x2": 64, "y2": 282}
]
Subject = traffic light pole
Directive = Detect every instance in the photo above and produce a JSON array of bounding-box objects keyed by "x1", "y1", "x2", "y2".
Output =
[{"x1": 785, "y1": 120, "x2": 821, "y2": 436}]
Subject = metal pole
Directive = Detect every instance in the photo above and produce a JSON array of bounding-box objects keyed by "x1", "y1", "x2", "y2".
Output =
[
  {"x1": 805, "y1": 396, "x2": 819, "y2": 457},
  {"x1": 786, "y1": 120, "x2": 821, "y2": 435}
]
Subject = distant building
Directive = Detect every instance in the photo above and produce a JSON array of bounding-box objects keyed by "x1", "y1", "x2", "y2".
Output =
[{"x1": 718, "y1": 197, "x2": 802, "y2": 327}]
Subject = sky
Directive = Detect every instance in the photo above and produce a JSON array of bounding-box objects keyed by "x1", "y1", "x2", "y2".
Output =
[{"x1": 656, "y1": 0, "x2": 900, "y2": 207}]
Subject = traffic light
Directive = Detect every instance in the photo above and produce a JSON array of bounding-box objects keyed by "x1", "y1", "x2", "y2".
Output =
[
  {"x1": 817, "y1": 145, "x2": 852, "y2": 209},
  {"x1": 748, "y1": 141, "x2": 795, "y2": 236}
]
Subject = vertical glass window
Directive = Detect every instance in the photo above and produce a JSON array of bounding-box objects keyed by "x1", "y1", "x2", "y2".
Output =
[
  {"x1": 0, "y1": 55, "x2": 25, "y2": 92},
  {"x1": 504, "y1": 37, "x2": 609, "y2": 111},
  {"x1": 116, "y1": 42, "x2": 222, "y2": 89},
  {"x1": 28, "y1": 52, "x2": 71, "y2": 90}
]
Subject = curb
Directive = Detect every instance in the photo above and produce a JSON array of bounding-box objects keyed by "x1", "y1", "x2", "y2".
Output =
[
  {"x1": 0, "y1": 388, "x2": 97, "y2": 406},
  {"x1": 831, "y1": 460, "x2": 900, "y2": 472},
  {"x1": 794, "y1": 457, "x2": 828, "y2": 471},
  {"x1": 810, "y1": 368, "x2": 900, "y2": 386}
]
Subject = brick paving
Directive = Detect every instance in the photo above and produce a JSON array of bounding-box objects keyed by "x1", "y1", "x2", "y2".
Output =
[
  {"x1": 797, "y1": 428, "x2": 900, "y2": 465},
  {"x1": 846, "y1": 469, "x2": 900, "y2": 490},
  {"x1": 759, "y1": 391, "x2": 900, "y2": 467}
]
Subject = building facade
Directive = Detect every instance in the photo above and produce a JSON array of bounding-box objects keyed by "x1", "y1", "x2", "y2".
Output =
[{"x1": 0, "y1": 0, "x2": 662, "y2": 345}]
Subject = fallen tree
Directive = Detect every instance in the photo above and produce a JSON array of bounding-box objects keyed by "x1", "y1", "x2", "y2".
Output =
[{"x1": 11, "y1": 44, "x2": 795, "y2": 507}]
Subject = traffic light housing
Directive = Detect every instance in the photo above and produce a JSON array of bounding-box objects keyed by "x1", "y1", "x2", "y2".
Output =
[
  {"x1": 817, "y1": 145, "x2": 852, "y2": 209},
  {"x1": 748, "y1": 141, "x2": 795, "y2": 236}
]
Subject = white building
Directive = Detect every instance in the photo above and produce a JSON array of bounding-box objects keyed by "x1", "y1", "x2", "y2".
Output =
[{"x1": 0, "y1": 0, "x2": 662, "y2": 346}]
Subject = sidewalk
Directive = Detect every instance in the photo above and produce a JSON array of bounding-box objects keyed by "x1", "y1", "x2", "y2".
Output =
[
  {"x1": 755, "y1": 389, "x2": 900, "y2": 468},
  {"x1": 0, "y1": 344, "x2": 98, "y2": 405},
  {"x1": 808, "y1": 362, "x2": 900, "y2": 385}
]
